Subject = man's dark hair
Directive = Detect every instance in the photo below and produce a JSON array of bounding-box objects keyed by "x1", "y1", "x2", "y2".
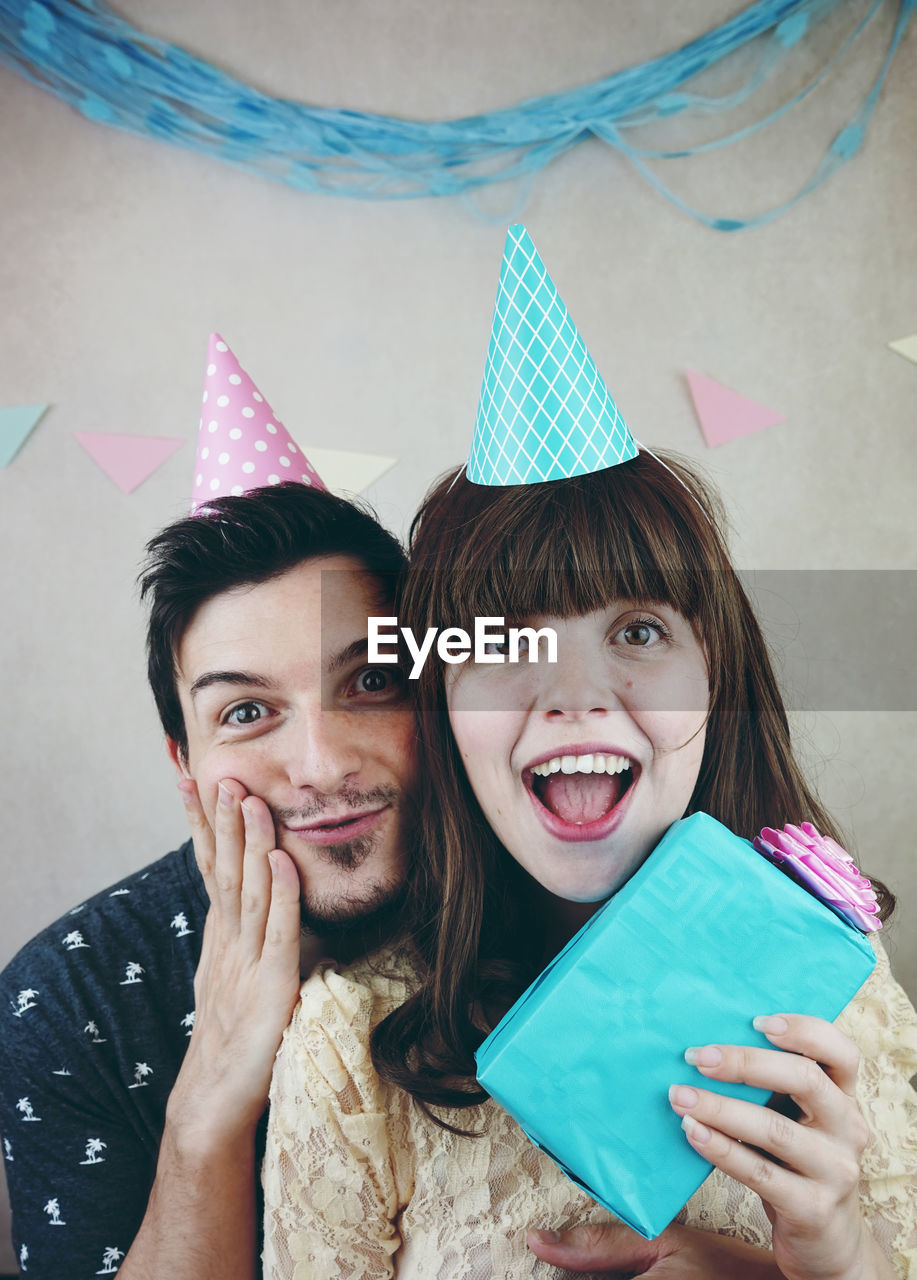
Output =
[{"x1": 139, "y1": 482, "x2": 406, "y2": 760}]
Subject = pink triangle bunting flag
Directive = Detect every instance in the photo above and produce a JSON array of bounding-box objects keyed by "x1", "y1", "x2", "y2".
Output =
[
  {"x1": 685, "y1": 370, "x2": 785, "y2": 448},
  {"x1": 74, "y1": 432, "x2": 184, "y2": 494}
]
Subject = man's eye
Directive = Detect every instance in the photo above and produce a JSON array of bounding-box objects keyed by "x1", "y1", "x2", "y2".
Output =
[
  {"x1": 351, "y1": 667, "x2": 404, "y2": 696},
  {"x1": 224, "y1": 701, "x2": 267, "y2": 725}
]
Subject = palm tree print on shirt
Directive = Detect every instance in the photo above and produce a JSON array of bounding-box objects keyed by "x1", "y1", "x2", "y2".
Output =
[
  {"x1": 84, "y1": 1020, "x2": 107, "y2": 1044},
  {"x1": 62, "y1": 931, "x2": 89, "y2": 950},
  {"x1": 170, "y1": 912, "x2": 193, "y2": 937},
  {"x1": 120, "y1": 962, "x2": 144, "y2": 985},
  {"x1": 43, "y1": 1197, "x2": 65, "y2": 1225},
  {"x1": 80, "y1": 1137, "x2": 107, "y2": 1164},
  {"x1": 16, "y1": 1097, "x2": 40, "y2": 1122},
  {"x1": 96, "y1": 1245, "x2": 125, "y2": 1273},
  {"x1": 11, "y1": 989, "x2": 38, "y2": 1017},
  {"x1": 128, "y1": 1062, "x2": 152, "y2": 1089}
]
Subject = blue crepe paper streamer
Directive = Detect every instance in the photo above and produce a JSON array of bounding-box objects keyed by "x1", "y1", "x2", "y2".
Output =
[{"x1": 0, "y1": 0, "x2": 913, "y2": 228}]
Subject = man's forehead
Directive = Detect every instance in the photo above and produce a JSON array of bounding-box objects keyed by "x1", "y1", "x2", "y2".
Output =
[
  {"x1": 175, "y1": 556, "x2": 392, "y2": 684},
  {"x1": 316, "y1": 562, "x2": 392, "y2": 612}
]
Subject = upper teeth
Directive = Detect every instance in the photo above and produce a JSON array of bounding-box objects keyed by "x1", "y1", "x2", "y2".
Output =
[{"x1": 531, "y1": 753, "x2": 632, "y2": 777}]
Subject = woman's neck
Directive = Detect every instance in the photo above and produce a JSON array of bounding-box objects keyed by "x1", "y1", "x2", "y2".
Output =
[{"x1": 536, "y1": 888, "x2": 605, "y2": 961}]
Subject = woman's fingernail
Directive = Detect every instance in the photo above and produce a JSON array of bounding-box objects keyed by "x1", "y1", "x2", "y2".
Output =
[
  {"x1": 682, "y1": 1114, "x2": 712, "y2": 1144},
  {"x1": 753, "y1": 1014, "x2": 789, "y2": 1035},
  {"x1": 267, "y1": 851, "x2": 278, "y2": 876},
  {"x1": 684, "y1": 1045, "x2": 722, "y2": 1068},
  {"x1": 668, "y1": 1084, "x2": 699, "y2": 1108},
  {"x1": 531, "y1": 1230, "x2": 560, "y2": 1245},
  {"x1": 241, "y1": 800, "x2": 254, "y2": 824},
  {"x1": 218, "y1": 782, "x2": 233, "y2": 808}
]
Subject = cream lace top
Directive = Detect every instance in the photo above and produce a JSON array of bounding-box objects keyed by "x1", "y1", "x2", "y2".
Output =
[{"x1": 262, "y1": 937, "x2": 917, "y2": 1279}]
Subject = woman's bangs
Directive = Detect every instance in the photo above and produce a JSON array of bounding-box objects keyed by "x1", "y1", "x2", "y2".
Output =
[
  {"x1": 408, "y1": 453, "x2": 730, "y2": 643},
  {"x1": 432, "y1": 469, "x2": 708, "y2": 628}
]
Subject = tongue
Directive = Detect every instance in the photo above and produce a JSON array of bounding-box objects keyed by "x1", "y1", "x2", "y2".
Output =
[{"x1": 539, "y1": 772, "x2": 625, "y2": 824}]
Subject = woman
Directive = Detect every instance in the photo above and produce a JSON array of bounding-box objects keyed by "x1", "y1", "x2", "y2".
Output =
[{"x1": 262, "y1": 452, "x2": 917, "y2": 1280}]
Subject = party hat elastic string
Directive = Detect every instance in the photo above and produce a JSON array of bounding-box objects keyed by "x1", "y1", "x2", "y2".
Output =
[{"x1": 632, "y1": 440, "x2": 716, "y2": 528}]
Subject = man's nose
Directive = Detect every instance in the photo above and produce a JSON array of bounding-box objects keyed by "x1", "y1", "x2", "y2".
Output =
[{"x1": 283, "y1": 708, "x2": 362, "y2": 794}]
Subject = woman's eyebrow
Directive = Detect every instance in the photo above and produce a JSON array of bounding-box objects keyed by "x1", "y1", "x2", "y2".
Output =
[{"x1": 188, "y1": 670, "x2": 274, "y2": 700}]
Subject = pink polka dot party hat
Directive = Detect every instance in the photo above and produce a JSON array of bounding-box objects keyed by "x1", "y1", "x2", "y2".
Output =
[{"x1": 191, "y1": 332, "x2": 325, "y2": 512}]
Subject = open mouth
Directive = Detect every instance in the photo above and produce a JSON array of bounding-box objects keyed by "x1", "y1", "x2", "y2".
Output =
[{"x1": 526, "y1": 752, "x2": 636, "y2": 830}]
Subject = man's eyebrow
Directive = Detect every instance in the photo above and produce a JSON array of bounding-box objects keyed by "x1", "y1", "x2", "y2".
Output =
[
  {"x1": 188, "y1": 671, "x2": 274, "y2": 700},
  {"x1": 326, "y1": 637, "x2": 371, "y2": 674}
]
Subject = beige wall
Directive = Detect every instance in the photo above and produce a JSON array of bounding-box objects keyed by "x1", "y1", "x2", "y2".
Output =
[{"x1": 1, "y1": 2, "x2": 915, "y2": 1269}]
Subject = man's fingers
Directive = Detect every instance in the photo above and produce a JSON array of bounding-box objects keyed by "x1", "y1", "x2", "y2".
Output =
[
  {"x1": 238, "y1": 796, "x2": 279, "y2": 949},
  {"x1": 260, "y1": 849, "x2": 303, "y2": 986},
  {"x1": 211, "y1": 778, "x2": 248, "y2": 925},
  {"x1": 526, "y1": 1222, "x2": 661, "y2": 1275},
  {"x1": 179, "y1": 778, "x2": 216, "y2": 887}
]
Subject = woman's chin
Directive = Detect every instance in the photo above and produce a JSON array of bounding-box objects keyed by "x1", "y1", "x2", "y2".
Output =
[{"x1": 531, "y1": 858, "x2": 636, "y2": 908}]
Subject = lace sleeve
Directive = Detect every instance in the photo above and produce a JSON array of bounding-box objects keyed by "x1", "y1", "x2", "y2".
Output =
[
  {"x1": 834, "y1": 937, "x2": 917, "y2": 1279},
  {"x1": 261, "y1": 961, "x2": 411, "y2": 1280}
]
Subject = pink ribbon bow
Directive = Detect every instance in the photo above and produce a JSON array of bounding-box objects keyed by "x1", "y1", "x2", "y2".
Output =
[{"x1": 754, "y1": 821, "x2": 881, "y2": 933}]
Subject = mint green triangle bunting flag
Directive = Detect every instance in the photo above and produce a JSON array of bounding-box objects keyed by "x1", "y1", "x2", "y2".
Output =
[
  {"x1": 0, "y1": 404, "x2": 49, "y2": 467},
  {"x1": 468, "y1": 226, "x2": 637, "y2": 486}
]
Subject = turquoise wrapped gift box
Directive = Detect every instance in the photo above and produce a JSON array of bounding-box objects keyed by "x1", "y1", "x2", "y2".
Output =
[{"x1": 475, "y1": 812, "x2": 876, "y2": 1239}]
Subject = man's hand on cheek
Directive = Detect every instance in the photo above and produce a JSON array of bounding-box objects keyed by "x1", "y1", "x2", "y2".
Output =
[{"x1": 170, "y1": 777, "x2": 303, "y2": 1141}]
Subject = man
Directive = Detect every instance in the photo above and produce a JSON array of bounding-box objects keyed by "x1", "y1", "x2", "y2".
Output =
[{"x1": 0, "y1": 481, "x2": 417, "y2": 1279}]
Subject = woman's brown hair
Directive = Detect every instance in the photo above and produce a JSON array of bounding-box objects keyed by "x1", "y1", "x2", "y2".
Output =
[{"x1": 373, "y1": 451, "x2": 894, "y2": 1124}]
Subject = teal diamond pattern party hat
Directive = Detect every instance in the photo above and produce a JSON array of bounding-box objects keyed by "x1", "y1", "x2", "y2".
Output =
[{"x1": 468, "y1": 225, "x2": 638, "y2": 486}]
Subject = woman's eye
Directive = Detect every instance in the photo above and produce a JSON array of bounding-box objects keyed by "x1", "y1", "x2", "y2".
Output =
[
  {"x1": 482, "y1": 631, "x2": 528, "y2": 657},
  {"x1": 224, "y1": 701, "x2": 267, "y2": 726},
  {"x1": 351, "y1": 666, "x2": 404, "y2": 697},
  {"x1": 614, "y1": 618, "x2": 669, "y2": 648}
]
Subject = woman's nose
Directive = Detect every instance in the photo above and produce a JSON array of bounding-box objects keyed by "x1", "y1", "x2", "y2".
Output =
[{"x1": 536, "y1": 643, "x2": 621, "y2": 721}]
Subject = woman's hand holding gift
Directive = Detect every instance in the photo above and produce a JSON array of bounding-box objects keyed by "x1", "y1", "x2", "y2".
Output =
[
  {"x1": 668, "y1": 1013, "x2": 895, "y2": 1280},
  {"x1": 530, "y1": 1016, "x2": 894, "y2": 1280}
]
